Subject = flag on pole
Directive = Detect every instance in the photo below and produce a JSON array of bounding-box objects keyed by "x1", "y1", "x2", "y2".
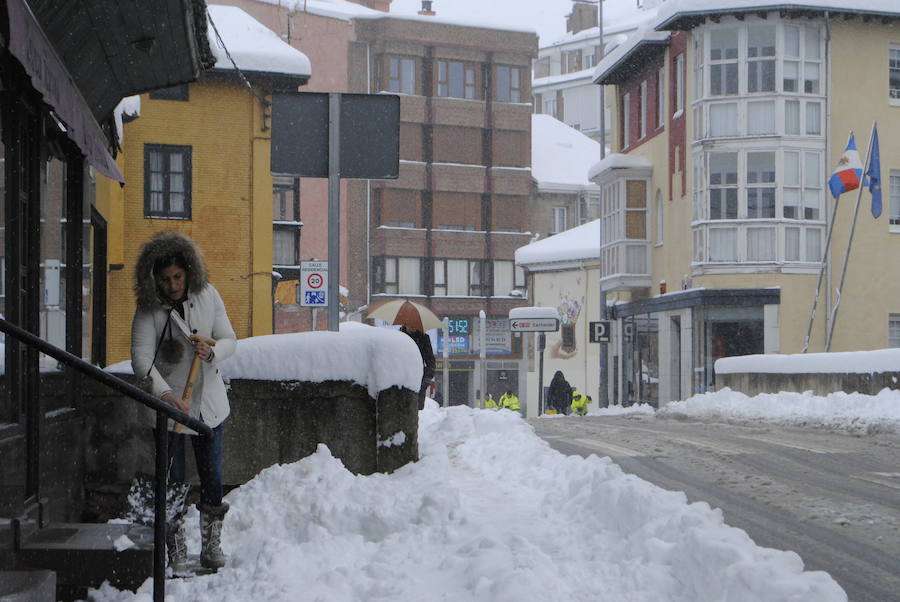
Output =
[
  {"x1": 866, "y1": 125, "x2": 882, "y2": 218},
  {"x1": 828, "y1": 133, "x2": 863, "y2": 198}
]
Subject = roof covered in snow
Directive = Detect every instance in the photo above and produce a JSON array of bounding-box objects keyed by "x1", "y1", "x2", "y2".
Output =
[
  {"x1": 532, "y1": 115, "x2": 603, "y2": 191},
  {"x1": 515, "y1": 219, "x2": 601, "y2": 267},
  {"x1": 656, "y1": 0, "x2": 900, "y2": 31},
  {"x1": 587, "y1": 153, "x2": 652, "y2": 181},
  {"x1": 250, "y1": 0, "x2": 537, "y2": 35},
  {"x1": 207, "y1": 5, "x2": 311, "y2": 79},
  {"x1": 593, "y1": 16, "x2": 669, "y2": 85}
]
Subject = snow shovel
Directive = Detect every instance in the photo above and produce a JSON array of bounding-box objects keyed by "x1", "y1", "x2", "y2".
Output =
[{"x1": 174, "y1": 334, "x2": 216, "y2": 434}]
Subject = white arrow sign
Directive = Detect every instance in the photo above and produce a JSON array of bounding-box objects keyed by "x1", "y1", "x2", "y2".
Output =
[{"x1": 509, "y1": 318, "x2": 559, "y2": 332}]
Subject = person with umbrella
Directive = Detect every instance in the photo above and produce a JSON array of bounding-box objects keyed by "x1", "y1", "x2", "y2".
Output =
[{"x1": 367, "y1": 300, "x2": 440, "y2": 410}]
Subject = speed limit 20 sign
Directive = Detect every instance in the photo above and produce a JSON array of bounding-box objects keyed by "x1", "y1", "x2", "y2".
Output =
[{"x1": 300, "y1": 261, "x2": 328, "y2": 307}]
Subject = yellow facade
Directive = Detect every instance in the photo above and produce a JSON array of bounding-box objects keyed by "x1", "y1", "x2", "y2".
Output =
[
  {"x1": 640, "y1": 17, "x2": 900, "y2": 356},
  {"x1": 98, "y1": 78, "x2": 274, "y2": 364}
]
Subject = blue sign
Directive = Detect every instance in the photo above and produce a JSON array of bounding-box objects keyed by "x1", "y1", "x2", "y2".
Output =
[{"x1": 304, "y1": 290, "x2": 326, "y2": 305}]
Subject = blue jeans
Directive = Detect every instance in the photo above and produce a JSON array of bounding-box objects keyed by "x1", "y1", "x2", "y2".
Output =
[{"x1": 168, "y1": 423, "x2": 224, "y2": 508}]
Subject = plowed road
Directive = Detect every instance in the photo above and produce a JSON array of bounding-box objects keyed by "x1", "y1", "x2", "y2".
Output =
[{"x1": 530, "y1": 414, "x2": 900, "y2": 602}]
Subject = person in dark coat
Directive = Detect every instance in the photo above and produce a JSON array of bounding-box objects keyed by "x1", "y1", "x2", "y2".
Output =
[
  {"x1": 546, "y1": 370, "x2": 573, "y2": 415},
  {"x1": 400, "y1": 325, "x2": 435, "y2": 410}
]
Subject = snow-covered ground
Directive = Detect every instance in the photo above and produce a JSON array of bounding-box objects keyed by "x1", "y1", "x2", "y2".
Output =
[{"x1": 91, "y1": 393, "x2": 853, "y2": 601}]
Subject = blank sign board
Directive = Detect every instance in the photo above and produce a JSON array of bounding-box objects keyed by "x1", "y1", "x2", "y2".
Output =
[{"x1": 270, "y1": 92, "x2": 400, "y2": 179}]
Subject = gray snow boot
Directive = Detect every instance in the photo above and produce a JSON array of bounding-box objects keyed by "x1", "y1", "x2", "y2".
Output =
[
  {"x1": 166, "y1": 520, "x2": 189, "y2": 576},
  {"x1": 199, "y1": 502, "x2": 229, "y2": 570}
]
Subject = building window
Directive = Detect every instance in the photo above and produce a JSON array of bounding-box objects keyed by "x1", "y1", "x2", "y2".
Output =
[
  {"x1": 675, "y1": 53, "x2": 685, "y2": 115},
  {"x1": 441, "y1": 259, "x2": 488, "y2": 296},
  {"x1": 552, "y1": 206, "x2": 567, "y2": 234},
  {"x1": 437, "y1": 60, "x2": 477, "y2": 99},
  {"x1": 891, "y1": 47, "x2": 900, "y2": 102},
  {"x1": 273, "y1": 228, "x2": 299, "y2": 266},
  {"x1": 381, "y1": 257, "x2": 421, "y2": 295},
  {"x1": 149, "y1": 84, "x2": 189, "y2": 101},
  {"x1": 889, "y1": 170, "x2": 900, "y2": 226},
  {"x1": 746, "y1": 152, "x2": 776, "y2": 218},
  {"x1": 387, "y1": 57, "x2": 416, "y2": 95},
  {"x1": 563, "y1": 49, "x2": 582, "y2": 73},
  {"x1": 543, "y1": 97, "x2": 558, "y2": 118},
  {"x1": 622, "y1": 92, "x2": 631, "y2": 148},
  {"x1": 655, "y1": 190, "x2": 664, "y2": 244},
  {"x1": 626, "y1": 180, "x2": 647, "y2": 239},
  {"x1": 144, "y1": 144, "x2": 191, "y2": 219},
  {"x1": 657, "y1": 67, "x2": 665, "y2": 128},
  {"x1": 496, "y1": 65, "x2": 522, "y2": 103},
  {"x1": 708, "y1": 102, "x2": 738, "y2": 137},
  {"x1": 639, "y1": 80, "x2": 648, "y2": 139},
  {"x1": 709, "y1": 29, "x2": 737, "y2": 96},
  {"x1": 493, "y1": 260, "x2": 514, "y2": 296},
  {"x1": 709, "y1": 152, "x2": 738, "y2": 219},
  {"x1": 890, "y1": 314, "x2": 900, "y2": 347},
  {"x1": 747, "y1": 25, "x2": 776, "y2": 93}
]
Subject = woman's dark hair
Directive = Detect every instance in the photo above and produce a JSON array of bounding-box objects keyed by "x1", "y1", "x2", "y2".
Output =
[{"x1": 152, "y1": 253, "x2": 190, "y2": 278}]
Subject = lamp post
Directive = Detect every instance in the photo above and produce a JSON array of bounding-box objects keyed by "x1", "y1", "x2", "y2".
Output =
[
  {"x1": 479, "y1": 310, "x2": 486, "y2": 407},
  {"x1": 442, "y1": 317, "x2": 449, "y2": 407}
]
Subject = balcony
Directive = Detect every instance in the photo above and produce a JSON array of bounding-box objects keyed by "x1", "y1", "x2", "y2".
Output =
[{"x1": 600, "y1": 240, "x2": 651, "y2": 291}]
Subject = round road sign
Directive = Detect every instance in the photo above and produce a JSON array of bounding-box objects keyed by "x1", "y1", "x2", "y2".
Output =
[{"x1": 307, "y1": 273, "x2": 324, "y2": 289}]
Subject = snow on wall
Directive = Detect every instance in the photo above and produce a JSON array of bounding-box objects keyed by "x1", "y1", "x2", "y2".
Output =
[{"x1": 716, "y1": 348, "x2": 900, "y2": 375}]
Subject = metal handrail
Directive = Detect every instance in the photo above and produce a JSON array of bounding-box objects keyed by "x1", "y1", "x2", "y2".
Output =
[{"x1": 0, "y1": 318, "x2": 212, "y2": 601}]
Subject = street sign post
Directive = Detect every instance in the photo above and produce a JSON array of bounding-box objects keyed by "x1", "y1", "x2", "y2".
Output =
[
  {"x1": 508, "y1": 307, "x2": 560, "y2": 416},
  {"x1": 300, "y1": 261, "x2": 328, "y2": 307},
  {"x1": 589, "y1": 320, "x2": 611, "y2": 343}
]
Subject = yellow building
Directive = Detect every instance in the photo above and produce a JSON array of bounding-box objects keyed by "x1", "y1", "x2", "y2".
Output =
[
  {"x1": 97, "y1": 6, "x2": 310, "y2": 363},
  {"x1": 520, "y1": 2, "x2": 900, "y2": 408}
]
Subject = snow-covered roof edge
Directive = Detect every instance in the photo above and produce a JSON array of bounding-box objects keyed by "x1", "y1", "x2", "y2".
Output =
[
  {"x1": 655, "y1": 0, "x2": 900, "y2": 31},
  {"x1": 207, "y1": 5, "x2": 311, "y2": 79},
  {"x1": 587, "y1": 153, "x2": 652, "y2": 181},
  {"x1": 515, "y1": 219, "x2": 602, "y2": 267}
]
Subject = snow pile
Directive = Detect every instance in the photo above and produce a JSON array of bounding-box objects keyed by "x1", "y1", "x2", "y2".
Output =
[
  {"x1": 660, "y1": 388, "x2": 900, "y2": 435},
  {"x1": 218, "y1": 322, "x2": 422, "y2": 399},
  {"x1": 716, "y1": 348, "x2": 900, "y2": 374},
  {"x1": 91, "y1": 402, "x2": 844, "y2": 601},
  {"x1": 106, "y1": 322, "x2": 423, "y2": 400}
]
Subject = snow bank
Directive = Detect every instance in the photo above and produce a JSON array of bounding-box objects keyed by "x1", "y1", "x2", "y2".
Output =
[
  {"x1": 91, "y1": 402, "x2": 844, "y2": 601},
  {"x1": 660, "y1": 387, "x2": 900, "y2": 435},
  {"x1": 716, "y1": 348, "x2": 900, "y2": 374}
]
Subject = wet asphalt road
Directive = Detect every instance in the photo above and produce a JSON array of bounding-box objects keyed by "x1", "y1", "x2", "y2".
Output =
[{"x1": 529, "y1": 414, "x2": 900, "y2": 602}]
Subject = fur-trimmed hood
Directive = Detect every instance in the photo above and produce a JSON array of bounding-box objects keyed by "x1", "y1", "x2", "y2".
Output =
[{"x1": 134, "y1": 231, "x2": 209, "y2": 311}]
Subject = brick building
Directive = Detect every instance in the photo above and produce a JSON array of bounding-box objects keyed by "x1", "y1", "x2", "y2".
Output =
[{"x1": 220, "y1": 0, "x2": 538, "y2": 405}]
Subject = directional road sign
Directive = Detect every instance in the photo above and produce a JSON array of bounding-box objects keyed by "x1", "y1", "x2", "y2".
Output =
[
  {"x1": 300, "y1": 261, "x2": 328, "y2": 307},
  {"x1": 509, "y1": 317, "x2": 559, "y2": 332}
]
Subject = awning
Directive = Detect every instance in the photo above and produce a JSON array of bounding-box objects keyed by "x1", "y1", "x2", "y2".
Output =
[{"x1": 7, "y1": 0, "x2": 124, "y2": 183}]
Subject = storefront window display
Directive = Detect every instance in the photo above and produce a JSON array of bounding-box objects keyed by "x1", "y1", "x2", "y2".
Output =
[
  {"x1": 622, "y1": 312, "x2": 659, "y2": 407},
  {"x1": 692, "y1": 305, "x2": 764, "y2": 393}
]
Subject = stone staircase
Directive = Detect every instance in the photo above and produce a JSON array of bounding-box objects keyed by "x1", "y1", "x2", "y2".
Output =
[{"x1": 4, "y1": 522, "x2": 154, "y2": 601}]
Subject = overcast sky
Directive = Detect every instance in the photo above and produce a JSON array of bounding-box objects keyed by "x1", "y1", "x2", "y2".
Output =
[{"x1": 389, "y1": 0, "x2": 642, "y2": 45}]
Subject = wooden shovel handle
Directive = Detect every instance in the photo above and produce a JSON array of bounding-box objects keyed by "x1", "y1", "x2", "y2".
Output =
[{"x1": 174, "y1": 335, "x2": 217, "y2": 433}]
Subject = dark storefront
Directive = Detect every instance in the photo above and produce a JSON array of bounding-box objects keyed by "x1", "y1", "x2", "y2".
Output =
[{"x1": 612, "y1": 288, "x2": 779, "y2": 406}]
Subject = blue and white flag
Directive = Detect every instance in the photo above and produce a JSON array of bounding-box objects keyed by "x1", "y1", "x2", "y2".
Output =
[{"x1": 866, "y1": 125, "x2": 882, "y2": 218}]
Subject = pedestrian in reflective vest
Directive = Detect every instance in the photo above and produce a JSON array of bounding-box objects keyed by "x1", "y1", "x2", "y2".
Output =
[
  {"x1": 483, "y1": 393, "x2": 498, "y2": 409},
  {"x1": 571, "y1": 390, "x2": 588, "y2": 416},
  {"x1": 499, "y1": 390, "x2": 520, "y2": 412}
]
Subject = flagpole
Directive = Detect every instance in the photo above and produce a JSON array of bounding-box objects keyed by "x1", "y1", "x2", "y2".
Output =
[
  {"x1": 825, "y1": 120, "x2": 877, "y2": 352},
  {"x1": 802, "y1": 131, "x2": 855, "y2": 353},
  {"x1": 802, "y1": 185, "x2": 842, "y2": 353}
]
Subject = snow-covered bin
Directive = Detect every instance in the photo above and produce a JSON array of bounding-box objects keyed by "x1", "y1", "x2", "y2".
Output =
[{"x1": 715, "y1": 349, "x2": 900, "y2": 396}]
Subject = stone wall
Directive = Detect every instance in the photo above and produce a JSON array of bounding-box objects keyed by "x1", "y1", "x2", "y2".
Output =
[
  {"x1": 81, "y1": 375, "x2": 418, "y2": 519},
  {"x1": 717, "y1": 371, "x2": 900, "y2": 397}
]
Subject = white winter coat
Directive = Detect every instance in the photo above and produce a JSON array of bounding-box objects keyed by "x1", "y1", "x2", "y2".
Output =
[{"x1": 131, "y1": 283, "x2": 236, "y2": 433}]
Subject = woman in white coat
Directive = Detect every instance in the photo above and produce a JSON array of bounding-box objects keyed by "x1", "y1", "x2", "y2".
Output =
[{"x1": 131, "y1": 231, "x2": 236, "y2": 573}]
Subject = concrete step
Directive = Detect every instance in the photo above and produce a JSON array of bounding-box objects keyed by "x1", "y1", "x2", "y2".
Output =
[
  {"x1": 0, "y1": 570, "x2": 56, "y2": 602},
  {"x1": 16, "y1": 523, "x2": 153, "y2": 600}
]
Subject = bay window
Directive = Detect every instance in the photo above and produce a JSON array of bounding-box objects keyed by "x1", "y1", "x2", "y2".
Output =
[{"x1": 709, "y1": 153, "x2": 738, "y2": 219}]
